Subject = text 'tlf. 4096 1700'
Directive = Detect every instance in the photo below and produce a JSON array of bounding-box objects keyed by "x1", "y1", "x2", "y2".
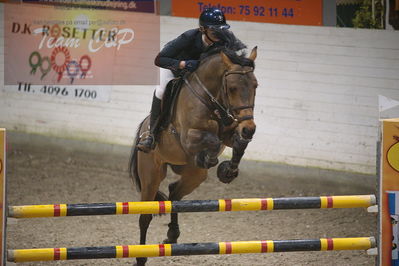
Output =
[{"x1": 17, "y1": 82, "x2": 99, "y2": 101}]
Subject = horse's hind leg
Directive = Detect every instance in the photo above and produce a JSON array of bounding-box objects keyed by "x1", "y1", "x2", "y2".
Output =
[
  {"x1": 163, "y1": 181, "x2": 180, "y2": 244},
  {"x1": 164, "y1": 165, "x2": 207, "y2": 244},
  {"x1": 136, "y1": 154, "x2": 167, "y2": 266}
]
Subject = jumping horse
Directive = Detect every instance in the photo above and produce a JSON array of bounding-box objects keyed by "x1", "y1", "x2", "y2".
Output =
[{"x1": 129, "y1": 31, "x2": 258, "y2": 266}]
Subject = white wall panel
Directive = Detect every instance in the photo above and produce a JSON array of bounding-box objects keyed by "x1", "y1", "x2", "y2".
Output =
[{"x1": 1, "y1": 6, "x2": 399, "y2": 174}]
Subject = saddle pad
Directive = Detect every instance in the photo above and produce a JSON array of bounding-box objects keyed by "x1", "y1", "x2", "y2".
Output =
[{"x1": 159, "y1": 77, "x2": 184, "y2": 129}]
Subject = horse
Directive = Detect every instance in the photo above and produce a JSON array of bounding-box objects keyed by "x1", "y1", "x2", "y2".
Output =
[{"x1": 129, "y1": 32, "x2": 257, "y2": 266}]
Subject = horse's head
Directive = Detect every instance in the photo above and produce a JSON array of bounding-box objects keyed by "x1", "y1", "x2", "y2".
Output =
[{"x1": 220, "y1": 46, "x2": 258, "y2": 140}]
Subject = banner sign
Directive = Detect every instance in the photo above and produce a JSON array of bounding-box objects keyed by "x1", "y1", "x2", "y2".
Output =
[
  {"x1": 380, "y1": 119, "x2": 399, "y2": 266},
  {"x1": 22, "y1": 0, "x2": 156, "y2": 13},
  {"x1": 4, "y1": 1, "x2": 160, "y2": 86},
  {"x1": 172, "y1": 0, "x2": 323, "y2": 26},
  {"x1": 388, "y1": 191, "x2": 399, "y2": 264}
]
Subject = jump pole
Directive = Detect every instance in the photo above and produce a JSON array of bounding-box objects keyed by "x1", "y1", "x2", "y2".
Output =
[
  {"x1": 8, "y1": 195, "x2": 376, "y2": 218},
  {"x1": 7, "y1": 237, "x2": 376, "y2": 263}
]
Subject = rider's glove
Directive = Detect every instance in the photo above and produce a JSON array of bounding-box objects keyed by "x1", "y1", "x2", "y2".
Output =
[{"x1": 185, "y1": 60, "x2": 200, "y2": 72}]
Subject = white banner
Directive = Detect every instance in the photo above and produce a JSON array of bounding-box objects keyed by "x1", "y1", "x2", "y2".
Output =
[{"x1": 4, "y1": 83, "x2": 111, "y2": 102}]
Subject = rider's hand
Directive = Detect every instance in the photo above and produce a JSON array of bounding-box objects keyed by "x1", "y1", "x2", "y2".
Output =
[{"x1": 185, "y1": 60, "x2": 200, "y2": 72}]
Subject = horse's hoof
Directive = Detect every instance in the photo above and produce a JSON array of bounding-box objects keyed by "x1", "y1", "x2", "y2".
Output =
[
  {"x1": 135, "y1": 257, "x2": 147, "y2": 266},
  {"x1": 196, "y1": 152, "x2": 218, "y2": 169},
  {"x1": 206, "y1": 155, "x2": 219, "y2": 168},
  {"x1": 167, "y1": 223, "x2": 180, "y2": 242},
  {"x1": 217, "y1": 161, "x2": 239, "y2": 183},
  {"x1": 163, "y1": 238, "x2": 177, "y2": 244}
]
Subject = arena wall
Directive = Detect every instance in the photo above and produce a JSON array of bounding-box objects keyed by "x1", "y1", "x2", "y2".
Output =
[{"x1": 1, "y1": 4, "x2": 399, "y2": 175}]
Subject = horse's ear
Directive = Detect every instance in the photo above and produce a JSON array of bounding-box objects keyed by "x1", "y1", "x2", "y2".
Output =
[
  {"x1": 249, "y1": 46, "x2": 257, "y2": 61},
  {"x1": 221, "y1": 52, "x2": 233, "y2": 69}
]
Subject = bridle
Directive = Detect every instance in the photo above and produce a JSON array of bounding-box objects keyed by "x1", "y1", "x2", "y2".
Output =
[
  {"x1": 184, "y1": 68, "x2": 255, "y2": 126},
  {"x1": 222, "y1": 69, "x2": 255, "y2": 122}
]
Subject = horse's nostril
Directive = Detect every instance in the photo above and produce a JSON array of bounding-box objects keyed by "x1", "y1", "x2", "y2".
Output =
[{"x1": 242, "y1": 127, "x2": 255, "y2": 139}]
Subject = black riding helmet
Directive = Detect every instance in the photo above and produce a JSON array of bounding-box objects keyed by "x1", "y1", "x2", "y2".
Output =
[{"x1": 199, "y1": 8, "x2": 230, "y2": 30}]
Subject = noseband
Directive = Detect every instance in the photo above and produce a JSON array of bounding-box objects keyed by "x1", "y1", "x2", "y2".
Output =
[{"x1": 184, "y1": 68, "x2": 254, "y2": 126}]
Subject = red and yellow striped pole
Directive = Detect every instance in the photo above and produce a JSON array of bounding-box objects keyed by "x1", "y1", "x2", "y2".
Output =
[
  {"x1": 7, "y1": 237, "x2": 376, "y2": 263},
  {"x1": 8, "y1": 195, "x2": 376, "y2": 218}
]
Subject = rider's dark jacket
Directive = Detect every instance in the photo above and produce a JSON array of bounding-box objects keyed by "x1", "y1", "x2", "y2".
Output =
[{"x1": 154, "y1": 29, "x2": 209, "y2": 77}]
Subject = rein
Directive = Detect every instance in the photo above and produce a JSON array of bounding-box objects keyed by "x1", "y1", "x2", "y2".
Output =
[{"x1": 184, "y1": 68, "x2": 254, "y2": 126}]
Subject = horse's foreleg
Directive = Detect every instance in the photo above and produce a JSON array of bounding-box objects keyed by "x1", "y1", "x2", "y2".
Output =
[
  {"x1": 195, "y1": 139, "x2": 220, "y2": 169},
  {"x1": 183, "y1": 129, "x2": 221, "y2": 169},
  {"x1": 217, "y1": 134, "x2": 251, "y2": 183}
]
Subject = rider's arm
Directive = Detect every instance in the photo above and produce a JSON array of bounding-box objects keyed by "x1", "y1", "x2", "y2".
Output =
[{"x1": 154, "y1": 30, "x2": 196, "y2": 71}]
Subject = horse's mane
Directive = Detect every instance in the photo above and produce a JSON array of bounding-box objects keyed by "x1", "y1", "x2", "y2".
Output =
[{"x1": 199, "y1": 28, "x2": 255, "y2": 68}]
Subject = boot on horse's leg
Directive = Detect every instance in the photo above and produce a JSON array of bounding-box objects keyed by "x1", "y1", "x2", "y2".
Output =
[
  {"x1": 137, "y1": 93, "x2": 162, "y2": 153},
  {"x1": 164, "y1": 182, "x2": 181, "y2": 244}
]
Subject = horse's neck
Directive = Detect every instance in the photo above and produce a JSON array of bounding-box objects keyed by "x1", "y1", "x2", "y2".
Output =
[{"x1": 195, "y1": 57, "x2": 225, "y2": 97}]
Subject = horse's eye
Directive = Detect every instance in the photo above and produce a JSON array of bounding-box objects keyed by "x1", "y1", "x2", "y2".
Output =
[{"x1": 229, "y1": 87, "x2": 237, "y2": 92}]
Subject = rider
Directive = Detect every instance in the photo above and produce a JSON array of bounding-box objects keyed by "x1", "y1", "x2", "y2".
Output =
[{"x1": 137, "y1": 7, "x2": 230, "y2": 153}]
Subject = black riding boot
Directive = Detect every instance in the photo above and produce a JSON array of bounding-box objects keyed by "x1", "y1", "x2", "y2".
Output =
[{"x1": 137, "y1": 94, "x2": 162, "y2": 153}]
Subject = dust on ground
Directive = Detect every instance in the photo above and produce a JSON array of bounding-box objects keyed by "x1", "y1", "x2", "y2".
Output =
[{"x1": 6, "y1": 142, "x2": 376, "y2": 266}]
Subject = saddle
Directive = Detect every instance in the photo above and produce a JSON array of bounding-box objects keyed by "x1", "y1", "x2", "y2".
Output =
[{"x1": 156, "y1": 77, "x2": 184, "y2": 133}]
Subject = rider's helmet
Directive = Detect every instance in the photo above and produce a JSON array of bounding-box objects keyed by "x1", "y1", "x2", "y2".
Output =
[{"x1": 199, "y1": 8, "x2": 230, "y2": 30}]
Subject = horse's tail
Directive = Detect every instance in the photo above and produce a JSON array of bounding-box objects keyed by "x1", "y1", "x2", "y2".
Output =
[
  {"x1": 128, "y1": 118, "x2": 145, "y2": 192},
  {"x1": 128, "y1": 118, "x2": 169, "y2": 202}
]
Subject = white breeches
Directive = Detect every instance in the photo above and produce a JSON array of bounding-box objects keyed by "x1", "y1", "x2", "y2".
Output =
[{"x1": 155, "y1": 68, "x2": 174, "y2": 99}]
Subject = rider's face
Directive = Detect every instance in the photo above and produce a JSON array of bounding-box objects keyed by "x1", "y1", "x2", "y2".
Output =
[{"x1": 204, "y1": 28, "x2": 220, "y2": 43}]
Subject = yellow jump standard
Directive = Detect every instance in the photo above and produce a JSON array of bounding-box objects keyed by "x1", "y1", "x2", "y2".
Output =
[
  {"x1": 7, "y1": 237, "x2": 376, "y2": 262},
  {"x1": 8, "y1": 195, "x2": 376, "y2": 218}
]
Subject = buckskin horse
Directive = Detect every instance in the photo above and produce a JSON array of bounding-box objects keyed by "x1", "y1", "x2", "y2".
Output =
[{"x1": 129, "y1": 31, "x2": 257, "y2": 266}]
